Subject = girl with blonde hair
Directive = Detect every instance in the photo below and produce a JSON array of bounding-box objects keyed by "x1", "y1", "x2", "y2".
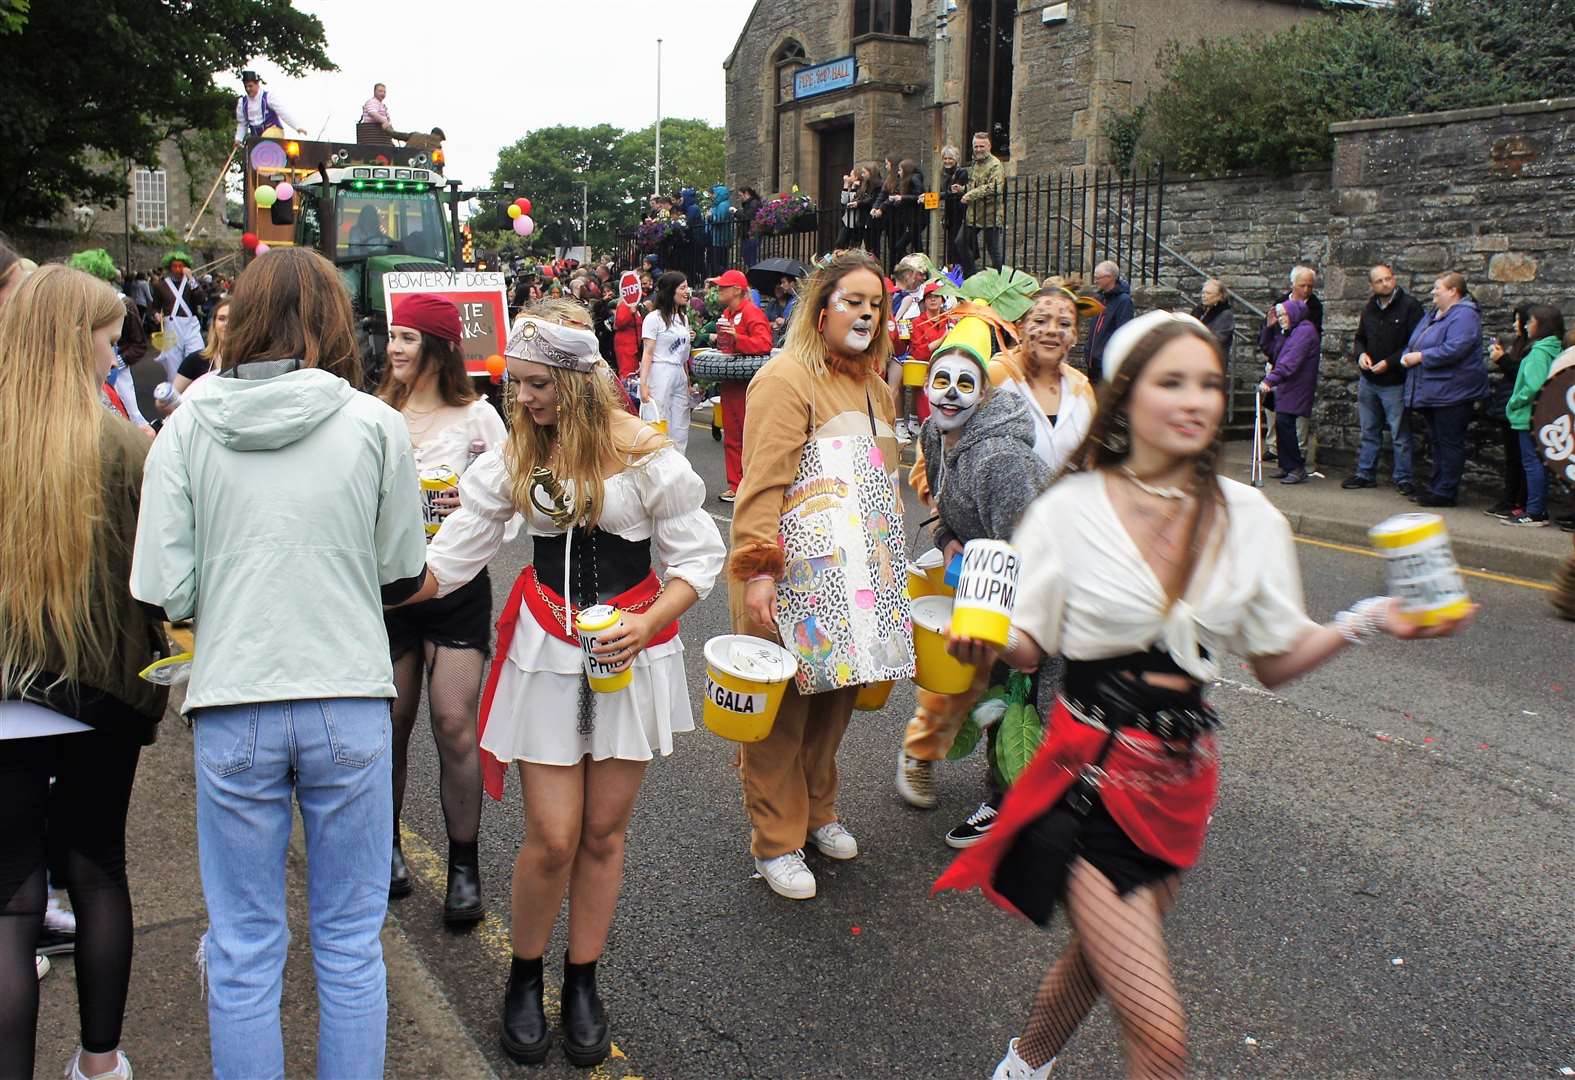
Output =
[
  {"x1": 0, "y1": 265, "x2": 170, "y2": 1080},
  {"x1": 413, "y1": 299, "x2": 722, "y2": 1067}
]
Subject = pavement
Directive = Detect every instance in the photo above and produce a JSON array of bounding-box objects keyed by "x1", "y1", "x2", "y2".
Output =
[{"x1": 30, "y1": 409, "x2": 1574, "y2": 1079}]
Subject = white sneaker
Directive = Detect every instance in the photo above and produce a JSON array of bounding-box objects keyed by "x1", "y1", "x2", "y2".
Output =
[
  {"x1": 65, "y1": 1048, "x2": 134, "y2": 1080},
  {"x1": 46, "y1": 894, "x2": 77, "y2": 934},
  {"x1": 895, "y1": 420, "x2": 913, "y2": 445},
  {"x1": 992, "y1": 1037, "x2": 1055, "y2": 1079},
  {"x1": 754, "y1": 850, "x2": 816, "y2": 900},
  {"x1": 808, "y1": 821, "x2": 859, "y2": 860},
  {"x1": 896, "y1": 752, "x2": 938, "y2": 809},
  {"x1": 36, "y1": 954, "x2": 50, "y2": 981}
]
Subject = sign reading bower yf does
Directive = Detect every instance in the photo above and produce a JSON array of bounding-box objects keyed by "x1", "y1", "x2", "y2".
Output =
[{"x1": 382, "y1": 270, "x2": 508, "y2": 377}]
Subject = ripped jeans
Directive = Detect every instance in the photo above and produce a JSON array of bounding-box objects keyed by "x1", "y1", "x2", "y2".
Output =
[{"x1": 194, "y1": 699, "x2": 392, "y2": 1080}]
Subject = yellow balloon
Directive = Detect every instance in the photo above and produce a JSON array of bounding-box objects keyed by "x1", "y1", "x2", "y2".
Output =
[{"x1": 507, "y1": 204, "x2": 522, "y2": 219}]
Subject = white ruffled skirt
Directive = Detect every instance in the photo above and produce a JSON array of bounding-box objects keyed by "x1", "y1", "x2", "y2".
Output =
[{"x1": 481, "y1": 618, "x2": 696, "y2": 767}]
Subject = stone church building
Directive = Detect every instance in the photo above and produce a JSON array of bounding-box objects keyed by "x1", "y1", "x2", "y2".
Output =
[{"x1": 725, "y1": 0, "x2": 1374, "y2": 242}]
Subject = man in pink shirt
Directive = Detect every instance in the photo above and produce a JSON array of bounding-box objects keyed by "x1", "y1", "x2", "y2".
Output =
[{"x1": 360, "y1": 82, "x2": 392, "y2": 132}]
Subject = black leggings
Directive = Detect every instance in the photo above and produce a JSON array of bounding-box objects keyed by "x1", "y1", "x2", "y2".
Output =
[{"x1": 0, "y1": 728, "x2": 142, "y2": 1077}]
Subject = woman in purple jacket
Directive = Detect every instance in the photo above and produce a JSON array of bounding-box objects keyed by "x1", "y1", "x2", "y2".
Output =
[
  {"x1": 1259, "y1": 298, "x2": 1320, "y2": 484},
  {"x1": 1400, "y1": 272, "x2": 1489, "y2": 507}
]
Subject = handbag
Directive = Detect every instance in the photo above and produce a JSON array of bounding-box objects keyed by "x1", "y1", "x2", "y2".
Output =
[
  {"x1": 691, "y1": 348, "x2": 773, "y2": 383},
  {"x1": 773, "y1": 389, "x2": 915, "y2": 695},
  {"x1": 992, "y1": 728, "x2": 1118, "y2": 927}
]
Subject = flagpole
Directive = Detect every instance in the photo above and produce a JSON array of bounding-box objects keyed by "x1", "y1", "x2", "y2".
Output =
[{"x1": 654, "y1": 38, "x2": 663, "y2": 197}]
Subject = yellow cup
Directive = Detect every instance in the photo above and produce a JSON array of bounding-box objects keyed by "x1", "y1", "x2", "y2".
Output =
[
  {"x1": 576, "y1": 605, "x2": 633, "y2": 693},
  {"x1": 854, "y1": 680, "x2": 894, "y2": 712},
  {"x1": 914, "y1": 548, "x2": 953, "y2": 597},
  {"x1": 910, "y1": 596, "x2": 976, "y2": 694},
  {"x1": 902, "y1": 358, "x2": 928, "y2": 387},
  {"x1": 702, "y1": 635, "x2": 797, "y2": 742},
  {"x1": 950, "y1": 539, "x2": 1019, "y2": 648},
  {"x1": 651, "y1": 419, "x2": 669, "y2": 434},
  {"x1": 419, "y1": 466, "x2": 459, "y2": 538}
]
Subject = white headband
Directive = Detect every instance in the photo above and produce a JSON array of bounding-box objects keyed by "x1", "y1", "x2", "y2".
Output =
[
  {"x1": 504, "y1": 316, "x2": 601, "y2": 373},
  {"x1": 1101, "y1": 310, "x2": 1212, "y2": 384}
]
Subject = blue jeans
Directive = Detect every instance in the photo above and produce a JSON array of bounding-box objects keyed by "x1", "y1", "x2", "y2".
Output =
[
  {"x1": 194, "y1": 699, "x2": 393, "y2": 1080},
  {"x1": 1355, "y1": 379, "x2": 1412, "y2": 485},
  {"x1": 1519, "y1": 429, "x2": 1549, "y2": 516},
  {"x1": 1417, "y1": 402, "x2": 1473, "y2": 500}
]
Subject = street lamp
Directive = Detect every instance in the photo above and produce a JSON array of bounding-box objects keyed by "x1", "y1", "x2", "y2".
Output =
[{"x1": 581, "y1": 181, "x2": 589, "y2": 254}]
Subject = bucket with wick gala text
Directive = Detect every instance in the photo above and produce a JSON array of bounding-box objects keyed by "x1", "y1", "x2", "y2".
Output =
[
  {"x1": 951, "y1": 539, "x2": 1020, "y2": 648},
  {"x1": 576, "y1": 605, "x2": 633, "y2": 693},
  {"x1": 702, "y1": 635, "x2": 797, "y2": 742}
]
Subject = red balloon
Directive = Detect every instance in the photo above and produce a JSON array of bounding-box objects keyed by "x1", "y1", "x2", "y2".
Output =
[
  {"x1": 519, "y1": 198, "x2": 532, "y2": 215},
  {"x1": 542, "y1": 266, "x2": 555, "y2": 279},
  {"x1": 484, "y1": 353, "x2": 506, "y2": 378},
  {"x1": 242, "y1": 232, "x2": 259, "y2": 249}
]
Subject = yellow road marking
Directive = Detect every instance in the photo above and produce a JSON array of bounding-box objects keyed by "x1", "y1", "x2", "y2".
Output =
[
  {"x1": 397, "y1": 826, "x2": 636, "y2": 1079},
  {"x1": 1293, "y1": 535, "x2": 1554, "y2": 592}
]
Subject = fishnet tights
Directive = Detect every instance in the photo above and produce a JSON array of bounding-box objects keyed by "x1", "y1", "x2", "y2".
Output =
[
  {"x1": 1018, "y1": 859, "x2": 1186, "y2": 1079},
  {"x1": 390, "y1": 644, "x2": 485, "y2": 845}
]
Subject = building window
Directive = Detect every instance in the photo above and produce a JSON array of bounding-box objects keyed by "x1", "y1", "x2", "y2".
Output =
[
  {"x1": 966, "y1": 0, "x2": 1014, "y2": 155},
  {"x1": 853, "y1": 0, "x2": 912, "y2": 37},
  {"x1": 132, "y1": 168, "x2": 168, "y2": 231}
]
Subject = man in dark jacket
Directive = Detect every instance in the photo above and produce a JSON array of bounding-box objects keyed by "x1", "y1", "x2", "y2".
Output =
[
  {"x1": 1400, "y1": 271, "x2": 1488, "y2": 507},
  {"x1": 1085, "y1": 260, "x2": 1133, "y2": 385},
  {"x1": 1343, "y1": 263, "x2": 1425, "y2": 493}
]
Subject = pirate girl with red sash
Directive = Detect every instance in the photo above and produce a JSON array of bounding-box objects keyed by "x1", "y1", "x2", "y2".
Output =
[
  {"x1": 936, "y1": 311, "x2": 1475, "y2": 1080},
  {"x1": 418, "y1": 300, "x2": 723, "y2": 1068}
]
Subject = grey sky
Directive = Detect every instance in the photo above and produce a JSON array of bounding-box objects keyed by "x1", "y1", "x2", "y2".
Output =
[{"x1": 234, "y1": 0, "x2": 748, "y2": 190}]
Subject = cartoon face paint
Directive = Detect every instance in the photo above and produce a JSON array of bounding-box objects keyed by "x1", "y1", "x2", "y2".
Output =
[
  {"x1": 926, "y1": 353, "x2": 984, "y2": 431},
  {"x1": 830, "y1": 289, "x2": 851, "y2": 313}
]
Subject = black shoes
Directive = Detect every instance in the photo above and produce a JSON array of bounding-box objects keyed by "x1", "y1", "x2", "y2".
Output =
[
  {"x1": 389, "y1": 844, "x2": 412, "y2": 899},
  {"x1": 1341, "y1": 474, "x2": 1376, "y2": 489},
  {"x1": 1416, "y1": 491, "x2": 1457, "y2": 508},
  {"x1": 443, "y1": 840, "x2": 484, "y2": 927},
  {"x1": 561, "y1": 954, "x2": 612, "y2": 1067},
  {"x1": 1279, "y1": 469, "x2": 1309, "y2": 485},
  {"x1": 1397, "y1": 481, "x2": 1416, "y2": 497},
  {"x1": 501, "y1": 955, "x2": 553, "y2": 1064}
]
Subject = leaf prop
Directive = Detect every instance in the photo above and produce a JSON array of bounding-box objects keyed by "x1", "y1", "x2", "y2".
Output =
[
  {"x1": 946, "y1": 716, "x2": 983, "y2": 761},
  {"x1": 960, "y1": 266, "x2": 1042, "y2": 323},
  {"x1": 992, "y1": 671, "x2": 1045, "y2": 785}
]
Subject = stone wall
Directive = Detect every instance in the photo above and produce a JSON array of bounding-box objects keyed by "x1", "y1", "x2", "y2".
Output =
[{"x1": 1151, "y1": 97, "x2": 1575, "y2": 487}]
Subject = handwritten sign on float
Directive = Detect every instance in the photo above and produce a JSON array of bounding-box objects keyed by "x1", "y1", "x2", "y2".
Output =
[
  {"x1": 382, "y1": 270, "x2": 508, "y2": 377},
  {"x1": 794, "y1": 56, "x2": 857, "y2": 100}
]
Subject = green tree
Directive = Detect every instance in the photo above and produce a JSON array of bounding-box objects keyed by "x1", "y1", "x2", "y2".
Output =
[
  {"x1": 476, "y1": 119, "x2": 726, "y2": 253},
  {"x1": 0, "y1": 0, "x2": 333, "y2": 226},
  {"x1": 1118, "y1": 0, "x2": 1575, "y2": 177}
]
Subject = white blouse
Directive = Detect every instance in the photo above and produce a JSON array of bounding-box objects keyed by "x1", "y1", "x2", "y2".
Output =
[
  {"x1": 1011, "y1": 471, "x2": 1320, "y2": 681},
  {"x1": 408, "y1": 397, "x2": 520, "y2": 544},
  {"x1": 999, "y1": 372, "x2": 1094, "y2": 477},
  {"x1": 426, "y1": 445, "x2": 725, "y2": 605}
]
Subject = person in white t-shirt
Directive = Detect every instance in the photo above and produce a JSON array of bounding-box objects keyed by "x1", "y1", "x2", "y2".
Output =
[{"x1": 639, "y1": 271, "x2": 694, "y2": 454}]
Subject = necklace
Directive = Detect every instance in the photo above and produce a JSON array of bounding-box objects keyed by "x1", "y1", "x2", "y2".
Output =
[{"x1": 1121, "y1": 465, "x2": 1189, "y2": 501}]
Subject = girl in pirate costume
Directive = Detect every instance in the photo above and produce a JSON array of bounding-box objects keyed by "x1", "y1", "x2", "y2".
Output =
[
  {"x1": 935, "y1": 311, "x2": 1475, "y2": 1080},
  {"x1": 416, "y1": 302, "x2": 723, "y2": 1068}
]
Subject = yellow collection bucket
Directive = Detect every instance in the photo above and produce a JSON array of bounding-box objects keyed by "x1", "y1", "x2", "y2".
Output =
[
  {"x1": 906, "y1": 562, "x2": 933, "y2": 600},
  {"x1": 576, "y1": 605, "x2": 633, "y2": 693},
  {"x1": 651, "y1": 419, "x2": 669, "y2": 434},
  {"x1": 910, "y1": 596, "x2": 976, "y2": 694},
  {"x1": 854, "y1": 680, "x2": 894, "y2": 712},
  {"x1": 702, "y1": 635, "x2": 797, "y2": 742},
  {"x1": 950, "y1": 539, "x2": 1019, "y2": 648},
  {"x1": 914, "y1": 548, "x2": 953, "y2": 597},
  {"x1": 902, "y1": 358, "x2": 929, "y2": 387},
  {"x1": 150, "y1": 329, "x2": 176, "y2": 353}
]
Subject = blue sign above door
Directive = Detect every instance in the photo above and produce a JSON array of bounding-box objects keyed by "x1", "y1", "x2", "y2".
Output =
[{"x1": 794, "y1": 56, "x2": 857, "y2": 100}]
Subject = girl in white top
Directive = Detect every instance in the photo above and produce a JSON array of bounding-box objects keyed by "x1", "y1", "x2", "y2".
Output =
[
  {"x1": 639, "y1": 270, "x2": 694, "y2": 455},
  {"x1": 376, "y1": 292, "x2": 511, "y2": 924},
  {"x1": 940, "y1": 311, "x2": 1475, "y2": 1080},
  {"x1": 411, "y1": 298, "x2": 722, "y2": 1068}
]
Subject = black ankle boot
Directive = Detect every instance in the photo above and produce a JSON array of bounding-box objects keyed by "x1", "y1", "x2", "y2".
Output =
[
  {"x1": 560, "y1": 953, "x2": 611, "y2": 1067},
  {"x1": 500, "y1": 955, "x2": 551, "y2": 1063},
  {"x1": 389, "y1": 843, "x2": 412, "y2": 899},
  {"x1": 443, "y1": 839, "x2": 483, "y2": 926}
]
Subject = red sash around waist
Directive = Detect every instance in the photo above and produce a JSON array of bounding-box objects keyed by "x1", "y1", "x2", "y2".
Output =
[
  {"x1": 932, "y1": 697, "x2": 1219, "y2": 918},
  {"x1": 476, "y1": 566, "x2": 678, "y2": 800}
]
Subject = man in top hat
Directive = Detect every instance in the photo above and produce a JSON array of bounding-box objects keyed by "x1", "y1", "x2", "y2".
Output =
[
  {"x1": 708, "y1": 268, "x2": 773, "y2": 502},
  {"x1": 234, "y1": 70, "x2": 307, "y2": 145}
]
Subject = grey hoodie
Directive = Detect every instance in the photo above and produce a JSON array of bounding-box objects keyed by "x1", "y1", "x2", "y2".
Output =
[
  {"x1": 131, "y1": 365, "x2": 428, "y2": 712},
  {"x1": 920, "y1": 386, "x2": 1048, "y2": 551}
]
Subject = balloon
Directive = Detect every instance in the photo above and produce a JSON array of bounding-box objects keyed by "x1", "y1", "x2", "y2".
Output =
[
  {"x1": 519, "y1": 198, "x2": 532, "y2": 215},
  {"x1": 507, "y1": 204, "x2": 522, "y2": 220},
  {"x1": 241, "y1": 232, "x2": 259, "y2": 250},
  {"x1": 542, "y1": 266, "x2": 555, "y2": 279},
  {"x1": 484, "y1": 353, "x2": 506, "y2": 378},
  {"x1": 254, "y1": 185, "x2": 277, "y2": 209},
  {"x1": 513, "y1": 214, "x2": 534, "y2": 237},
  {"x1": 274, "y1": 182, "x2": 295, "y2": 202},
  {"x1": 254, "y1": 242, "x2": 271, "y2": 256}
]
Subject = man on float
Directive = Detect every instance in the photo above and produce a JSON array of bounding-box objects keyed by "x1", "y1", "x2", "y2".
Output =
[{"x1": 233, "y1": 69, "x2": 308, "y2": 145}]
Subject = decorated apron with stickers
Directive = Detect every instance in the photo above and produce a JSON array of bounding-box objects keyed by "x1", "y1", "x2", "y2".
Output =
[
  {"x1": 157, "y1": 275, "x2": 206, "y2": 382},
  {"x1": 774, "y1": 391, "x2": 916, "y2": 695}
]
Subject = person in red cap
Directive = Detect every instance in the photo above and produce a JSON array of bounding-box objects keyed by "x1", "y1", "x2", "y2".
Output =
[
  {"x1": 708, "y1": 268, "x2": 773, "y2": 501},
  {"x1": 612, "y1": 271, "x2": 645, "y2": 402},
  {"x1": 376, "y1": 292, "x2": 511, "y2": 926}
]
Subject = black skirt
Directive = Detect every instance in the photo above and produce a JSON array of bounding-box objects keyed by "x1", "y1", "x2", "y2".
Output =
[{"x1": 385, "y1": 569, "x2": 493, "y2": 660}]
